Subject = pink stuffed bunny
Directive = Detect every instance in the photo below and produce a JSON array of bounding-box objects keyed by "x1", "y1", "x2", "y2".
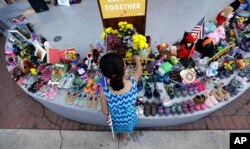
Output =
[{"x1": 208, "y1": 26, "x2": 226, "y2": 43}]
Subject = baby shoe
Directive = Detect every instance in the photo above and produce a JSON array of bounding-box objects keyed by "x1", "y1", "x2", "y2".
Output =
[
  {"x1": 144, "y1": 82, "x2": 153, "y2": 99},
  {"x1": 176, "y1": 103, "x2": 183, "y2": 114},
  {"x1": 150, "y1": 101, "x2": 157, "y2": 116},
  {"x1": 187, "y1": 100, "x2": 195, "y2": 113},
  {"x1": 200, "y1": 94, "x2": 206, "y2": 110},
  {"x1": 174, "y1": 84, "x2": 181, "y2": 98},
  {"x1": 137, "y1": 77, "x2": 143, "y2": 91},
  {"x1": 220, "y1": 89, "x2": 230, "y2": 100},
  {"x1": 211, "y1": 89, "x2": 224, "y2": 102},
  {"x1": 90, "y1": 96, "x2": 99, "y2": 110},
  {"x1": 180, "y1": 85, "x2": 188, "y2": 97},
  {"x1": 153, "y1": 83, "x2": 160, "y2": 98},
  {"x1": 157, "y1": 103, "x2": 164, "y2": 116},
  {"x1": 136, "y1": 105, "x2": 144, "y2": 115},
  {"x1": 187, "y1": 84, "x2": 194, "y2": 96},
  {"x1": 165, "y1": 85, "x2": 175, "y2": 99},
  {"x1": 170, "y1": 103, "x2": 177, "y2": 114},
  {"x1": 164, "y1": 106, "x2": 171, "y2": 116},
  {"x1": 181, "y1": 101, "x2": 189, "y2": 114},
  {"x1": 143, "y1": 101, "x2": 151, "y2": 117},
  {"x1": 161, "y1": 96, "x2": 171, "y2": 107},
  {"x1": 205, "y1": 92, "x2": 219, "y2": 105},
  {"x1": 193, "y1": 95, "x2": 201, "y2": 111}
]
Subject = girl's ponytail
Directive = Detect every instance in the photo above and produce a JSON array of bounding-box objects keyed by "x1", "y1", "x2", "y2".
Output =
[{"x1": 109, "y1": 76, "x2": 124, "y2": 91}]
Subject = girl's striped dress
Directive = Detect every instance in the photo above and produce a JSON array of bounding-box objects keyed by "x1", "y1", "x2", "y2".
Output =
[{"x1": 103, "y1": 76, "x2": 138, "y2": 133}]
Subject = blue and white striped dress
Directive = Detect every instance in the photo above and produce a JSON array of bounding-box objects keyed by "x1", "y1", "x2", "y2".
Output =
[{"x1": 103, "y1": 76, "x2": 138, "y2": 133}]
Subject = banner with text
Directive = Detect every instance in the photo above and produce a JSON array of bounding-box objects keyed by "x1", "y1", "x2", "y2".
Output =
[{"x1": 99, "y1": 0, "x2": 146, "y2": 19}]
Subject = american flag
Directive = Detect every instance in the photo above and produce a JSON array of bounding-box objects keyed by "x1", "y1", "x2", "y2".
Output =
[{"x1": 190, "y1": 17, "x2": 206, "y2": 40}]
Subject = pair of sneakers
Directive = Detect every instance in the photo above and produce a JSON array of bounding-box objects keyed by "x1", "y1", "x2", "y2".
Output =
[
  {"x1": 58, "y1": 73, "x2": 75, "y2": 89},
  {"x1": 85, "y1": 96, "x2": 99, "y2": 110},
  {"x1": 64, "y1": 91, "x2": 78, "y2": 104}
]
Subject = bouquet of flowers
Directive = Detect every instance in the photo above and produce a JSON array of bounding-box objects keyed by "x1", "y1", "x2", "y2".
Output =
[{"x1": 101, "y1": 21, "x2": 148, "y2": 58}]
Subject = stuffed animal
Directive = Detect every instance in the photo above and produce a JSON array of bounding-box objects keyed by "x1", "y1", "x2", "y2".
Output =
[
  {"x1": 216, "y1": 6, "x2": 234, "y2": 26},
  {"x1": 206, "y1": 61, "x2": 219, "y2": 77},
  {"x1": 177, "y1": 32, "x2": 197, "y2": 59},
  {"x1": 208, "y1": 26, "x2": 226, "y2": 43},
  {"x1": 196, "y1": 37, "x2": 217, "y2": 58}
]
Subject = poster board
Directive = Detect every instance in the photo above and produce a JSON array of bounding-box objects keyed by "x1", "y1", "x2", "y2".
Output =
[
  {"x1": 97, "y1": 0, "x2": 147, "y2": 35},
  {"x1": 123, "y1": 57, "x2": 154, "y2": 75}
]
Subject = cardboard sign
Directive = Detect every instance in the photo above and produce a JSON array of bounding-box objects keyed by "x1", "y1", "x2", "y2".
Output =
[
  {"x1": 99, "y1": 0, "x2": 146, "y2": 19},
  {"x1": 123, "y1": 57, "x2": 154, "y2": 75}
]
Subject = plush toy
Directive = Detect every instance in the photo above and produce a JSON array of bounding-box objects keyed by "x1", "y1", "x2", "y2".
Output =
[
  {"x1": 230, "y1": 0, "x2": 240, "y2": 12},
  {"x1": 216, "y1": 6, "x2": 234, "y2": 26},
  {"x1": 157, "y1": 42, "x2": 169, "y2": 51},
  {"x1": 207, "y1": 26, "x2": 226, "y2": 43},
  {"x1": 206, "y1": 61, "x2": 219, "y2": 77},
  {"x1": 177, "y1": 32, "x2": 197, "y2": 59},
  {"x1": 196, "y1": 37, "x2": 217, "y2": 58}
]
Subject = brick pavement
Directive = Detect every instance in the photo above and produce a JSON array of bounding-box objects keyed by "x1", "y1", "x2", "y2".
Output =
[{"x1": 0, "y1": 35, "x2": 250, "y2": 131}]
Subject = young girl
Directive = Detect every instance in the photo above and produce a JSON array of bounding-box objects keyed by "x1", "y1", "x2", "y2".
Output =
[{"x1": 99, "y1": 53, "x2": 142, "y2": 140}]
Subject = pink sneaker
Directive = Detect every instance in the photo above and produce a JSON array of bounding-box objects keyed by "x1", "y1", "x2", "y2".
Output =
[{"x1": 45, "y1": 87, "x2": 58, "y2": 100}]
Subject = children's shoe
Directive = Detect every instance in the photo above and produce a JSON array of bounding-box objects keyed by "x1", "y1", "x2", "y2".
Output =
[
  {"x1": 164, "y1": 106, "x2": 171, "y2": 115},
  {"x1": 157, "y1": 103, "x2": 164, "y2": 116},
  {"x1": 220, "y1": 89, "x2": 230, "y2": 100},
  {"x1": 200, "y1": 94, "x2": 206, "y2": 110},
  {"x1": 58, "y1": 73, "x2": 68, "y2": 88},
  {"x1": 136, "y1": 105, "x2": 144, "y2": 115},
  {"x1": 45, "y1": 86, "x2": 58, "y2": 100},
  {"x1": 64, "y1": 91, "x2": 72, "y2": 103},
  {"x1": 144, "y1": 101, "x2": 151, "y2": 117},
  {"x1": 170, "y1": 103, "x2": 177, "y2": 114},
  {"x1": 68, "y1": 92, "x2": 78, "y2": 104},
  {"x1": 180, "y1": 85, "x2": 188, "y2": 97},
  {"x1": 161, "y1": 96, "x2": 171, "y2": 107},
  {"x1": 205, "y1": 92, "x2": 219, "y2": 105},
  {"x1": 165, "y1": 85, "x2": 175, "y2": 99},
  {"x1": 187, "y1": 84, "x2": 194, "y2": 96},
  {"x1": 90, "y1": 96, "x2": 99, "y2": 110},
  {"x1": 153, "y1": 83, "x2": 160, "y2": 98},
  {"x1": 64, "y1": 73, "x2": 75, "y2": 89},
  {"x1": 137, "y1": 78, "x2": 143, "y2": 91},
  {"x1": 211, "y1": 89, "x2": 224, "y2": 102},
  {"x1": 187, "y1": 100, "x2": 195, "y2": 113},
  {"x1": 193, "y1": 96, "x2": 201, "y2": 111},
  {"x1": 181, "y1": 101, "x2": 189, "y2": 114},
  {"x1": 86, "y1": 96, "x2": 94, "y2": 109},
  {"x1": 144, "y1": 82, "x2": 152, "y2": 99},
  {"x1": 176, "y1": 103, "x2": 183, "y2": 114},
  {"x1": 150, "y1": 102, "x2": 157, "y2": 116},
  {"x1": 174, "y1": 84, "x2": 181, "y2": 98}
]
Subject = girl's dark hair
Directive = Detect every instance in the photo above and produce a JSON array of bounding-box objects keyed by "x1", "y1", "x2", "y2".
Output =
[{"x1": 100, "y1": 53, "x2": 125, "y2": 91}]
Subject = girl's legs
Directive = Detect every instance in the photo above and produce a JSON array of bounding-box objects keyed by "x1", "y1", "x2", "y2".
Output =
[{"x1": 121, "y1": 132, "x2": 128, "y2": 140}]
